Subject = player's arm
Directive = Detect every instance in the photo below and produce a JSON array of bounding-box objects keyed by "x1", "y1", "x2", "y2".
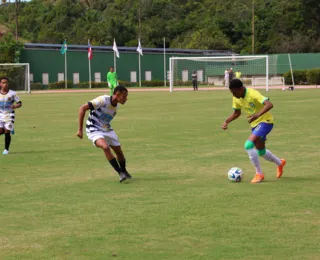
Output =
[
  {"x1": 11, "y1": 101, "x2": 22, "y2": 109},
  {"x1": 107, "y1": 73, "x2": 111, "y2": 87},
  {"x1": 12, "y1": 94, "x2": 22, "y2": 109},
  {"x1": 247, "y1": 97, "x2": 273, "y2": 123},
  {"x1": 77, "y1": 103, "x2": 90, "y2": 139},
  {"x1": 222, "y1": 109, "x2": 241, "y2": 130}
]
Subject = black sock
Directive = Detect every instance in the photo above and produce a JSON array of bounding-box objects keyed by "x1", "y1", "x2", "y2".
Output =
[
  {"x1": 5, "y1": 133, "x2": 11, "y2": 150},
  {"x1": 118, "y1": 160, "x2": 127, "y2": 172},
  {"x1": 109, "y1": 158, "x2": 121, "y2": 174}
]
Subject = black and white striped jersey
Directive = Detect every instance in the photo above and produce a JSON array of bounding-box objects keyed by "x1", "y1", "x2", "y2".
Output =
[
  {"x1": 0, "y1": 90, "x2": 20, "y2": 123},
  {"x1": 86, "y1": 95, "x2": 117, "y2": 133}
]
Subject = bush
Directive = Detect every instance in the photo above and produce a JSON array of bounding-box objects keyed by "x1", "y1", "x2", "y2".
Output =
[
  {"x1": 283, "y1": 70, "x2": 307, "y2": 85},
  {"x1": 48, "y1": 81, "x2": 73, "y2": 89},
  {"x1": 141, "y1": 80, "x2": 164, "y2": 87},
  {"x1": 306, "y1": 68, "x2": 320, "y2": 85},
  {"x1": 118, "y1": 80, "x2": 134, "y2": 87},
  {"x1": 31, "y1": 82, "x2": 43, "y2": 90}
]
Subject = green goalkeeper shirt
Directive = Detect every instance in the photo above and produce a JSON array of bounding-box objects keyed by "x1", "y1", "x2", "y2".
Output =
[{"x1": 106, "y1": 71, "x2": 118, "y2": 87}]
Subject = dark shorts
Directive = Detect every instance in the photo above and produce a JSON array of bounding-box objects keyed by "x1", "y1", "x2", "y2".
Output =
[{"x1": 251, "y1": 122, "x2": 273, "y2": 141}]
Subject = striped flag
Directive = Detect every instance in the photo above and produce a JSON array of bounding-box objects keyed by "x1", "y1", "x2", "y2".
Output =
[{"x1": 88, "y1": 40, "x2": 92, "y2": 60}]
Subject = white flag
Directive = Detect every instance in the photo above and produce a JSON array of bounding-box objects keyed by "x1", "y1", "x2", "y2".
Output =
[
  {"x1": 113, "y1": 39, "x2": 120, "y2": 58},
  {"x1": 137, "y1": 39, "x2": 143, "y2": 56}
]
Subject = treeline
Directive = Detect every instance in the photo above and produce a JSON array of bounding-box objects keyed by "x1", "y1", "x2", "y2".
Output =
[{"x1": 0, "y1": 0, "x2": 319, "y2": 54}]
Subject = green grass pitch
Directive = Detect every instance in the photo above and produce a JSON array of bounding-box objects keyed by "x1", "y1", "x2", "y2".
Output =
[{"x1": 1, "y1": 89, "x2": 319, "y2": 260}]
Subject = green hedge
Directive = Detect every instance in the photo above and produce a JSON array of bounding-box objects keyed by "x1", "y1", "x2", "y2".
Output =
[
  {"x1": 283, "y1": 69, "x2": 320, "y2": 85},
  {"x1": 306, "y1": 69, "x2": 320, "y2": 85},
  {"x1": 48, "y1": 81, "x2": 73, "y2": 89}
]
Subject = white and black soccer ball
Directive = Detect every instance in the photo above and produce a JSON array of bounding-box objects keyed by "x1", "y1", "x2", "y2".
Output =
[{"x1": 228, "y1": 167, "x2": 243, "y2": 182}]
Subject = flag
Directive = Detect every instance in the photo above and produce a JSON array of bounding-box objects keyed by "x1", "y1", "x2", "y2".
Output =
[
  {"x1": 60, "y1": 39, "x2": 67, "y2": 55},
  {"x1": 113, "y1": 39, "x2": 120, "y2": 58},
  {"x1": 88, "y1": 40, "x2": 92, "y2": 60},
  {"x1": 137, "y1": 39, "x2": 143, "y2": 56}
]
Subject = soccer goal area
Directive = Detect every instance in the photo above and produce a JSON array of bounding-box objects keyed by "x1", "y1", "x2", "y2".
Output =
[
  {"x1": 169, "y1": 55, "x2": 284, "y2": 92},
  {"x1": 0, "y1": 63, "x2": 31, "y2": 93}
]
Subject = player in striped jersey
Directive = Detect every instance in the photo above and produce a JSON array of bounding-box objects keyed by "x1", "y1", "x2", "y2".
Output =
[
  {"x1": 0, "y1": 76, "x2": 22, "y2": 155},
  {"x1": 77, "y1": 86, "x2": 131, "y2": 183}
]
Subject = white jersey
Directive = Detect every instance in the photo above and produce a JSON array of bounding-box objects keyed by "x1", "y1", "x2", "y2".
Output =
[
  {"x1": 86, "y1": 95, "x2": 118, "y2": 133},
  {"x1": 0, "y1": 89, "x2": 21, "y2": 123},
  {"x1": 224, "y1": 70, "x2": 229, "y2": 80}
]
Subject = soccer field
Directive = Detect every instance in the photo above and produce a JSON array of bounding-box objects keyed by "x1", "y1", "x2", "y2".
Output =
[{"x1": 1, "y1": 89, "x2": 319, "y2": 260}]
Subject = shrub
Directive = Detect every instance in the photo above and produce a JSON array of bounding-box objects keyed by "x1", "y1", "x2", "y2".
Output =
[
  {"x1": 306, "y1": 68, "x2": 320, "y2": 85},
  {"x1": 48, "y1": 80, "x2": 73, "y2": 89},
  {"x1": 31, "y1": 82, "x2": 43, "y2": 90},
  {"x1": 283, "y1": 70, "x2": 307, "y2": 85}
]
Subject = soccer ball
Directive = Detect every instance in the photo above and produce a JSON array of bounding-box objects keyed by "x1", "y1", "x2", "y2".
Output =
[{"x1": 228, "y1": 167, "x2": 243, "y2": 182}]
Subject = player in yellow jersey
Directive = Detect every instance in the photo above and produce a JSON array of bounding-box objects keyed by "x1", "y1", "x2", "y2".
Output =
[{"x1": 221, "y1": 79, "x2": 286, "y2": 183}]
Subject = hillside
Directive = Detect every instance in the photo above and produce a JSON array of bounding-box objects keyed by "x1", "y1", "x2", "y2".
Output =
[{"x1": 0, "y1": 0, "x2": 319, "y2": 54}]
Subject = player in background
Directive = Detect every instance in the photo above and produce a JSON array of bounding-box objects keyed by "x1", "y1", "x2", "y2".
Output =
[
  {"x1": 224, "y1": 69, "x2": 229, "y2": 88},
  {"x1": 221, "y1": 79, "x2": 286, "y2": 183},
  {"x1": 192, "y1": 70, "x2": 198, "y2": 91},
  {"x1": 106, "y1": 67, "x2": 118, "y2": 96},
  {"x1": 0, "y1": 76, "x2": 22, "y2": 155},
  {"x1": 76, "y1": 86, "x2": 131, "y2": 183}
]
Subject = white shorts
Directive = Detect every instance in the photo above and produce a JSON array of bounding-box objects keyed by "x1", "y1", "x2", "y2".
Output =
[
  {"x1": 0, "y1": 121, "x2": 14, "y2": 131},
  {"x1": 86, "y1": 130, "x2": 120, "y2": 147}
]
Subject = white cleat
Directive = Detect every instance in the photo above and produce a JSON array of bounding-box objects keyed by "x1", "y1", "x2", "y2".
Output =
[{"x1": 2, "y1": 149, "x2": 9, "y2": 155}]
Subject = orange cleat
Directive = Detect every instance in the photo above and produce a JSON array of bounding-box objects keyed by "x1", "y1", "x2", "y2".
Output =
[
  {"x1": 277, "y1": 159, "x2": 286, "y2": 178},
  {"x1": 251, "y1": 173, "x2": 265, "y2": 183}
]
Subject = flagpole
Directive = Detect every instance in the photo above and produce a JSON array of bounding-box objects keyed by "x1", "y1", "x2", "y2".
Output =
[
  {"x1": 138, "y1": 53, "x2": 141, "y2": 87},
  {"x1": 88, "y1": 39, "x2": 92, "y2": 88},
  {"x1": 164, "y1": 37, "x2": 166, "y2": 88},
  {"x1": 65, "y1": 49, "x2": 67, "y2": 89},
  {"x1": 89, "y1": 57, "x2": 92, "y2": 89}
]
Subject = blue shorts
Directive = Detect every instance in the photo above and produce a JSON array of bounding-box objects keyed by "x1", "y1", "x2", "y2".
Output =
[{"x1": 251, "y1": 123, "x2": 273, "y2": 141}]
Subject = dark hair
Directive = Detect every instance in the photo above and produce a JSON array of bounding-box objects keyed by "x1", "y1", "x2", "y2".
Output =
[
  {"x1": 229, "y1": 79, "x2": 243, "y2": 89},
  {"x1": 0, "y1": 76, "x2": 9, "y2": 82},
  {"x1": 114, "y1": 86, "x2": 128, "y2": 94}
]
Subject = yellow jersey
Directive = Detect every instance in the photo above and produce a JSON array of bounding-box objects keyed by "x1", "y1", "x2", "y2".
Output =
[{"x1": 232, "y1": 88, "x2": 273, "y2": 127}]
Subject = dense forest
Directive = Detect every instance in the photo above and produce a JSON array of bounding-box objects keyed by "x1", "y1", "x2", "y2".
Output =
[{"x1": 0, "y1": 0, "x2": 319, "y2": 54}]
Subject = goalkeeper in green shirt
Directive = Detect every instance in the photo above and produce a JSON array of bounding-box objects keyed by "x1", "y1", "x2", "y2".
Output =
[{"x1": 106, "y1": 67, "x2": 118, "y2": 95}]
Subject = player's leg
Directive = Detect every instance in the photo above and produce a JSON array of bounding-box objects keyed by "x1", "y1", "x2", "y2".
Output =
[
  {"x1": 95, "y1": 138, "x2": 127, "y2": 182},
  {"x1": 106, "y1": 130, "x2": 132, "y2": 179},
  {"x1": 254, "y1": 123, "x2": 286, "y2": 178},
  {"x1": 111, "y1": 145, "x2": 132, "y2": 179},
  {"x1": 245, "y1": 134, "x2": 264, "y2": 183},
  {"x1": 3, "y1": 128, "x2": 11, "y2": 155},
  {"x1": 195, "y1": 81, "x2": 198, "y2": 90}
]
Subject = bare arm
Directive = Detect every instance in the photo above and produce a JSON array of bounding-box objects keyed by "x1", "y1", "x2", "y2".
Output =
[
  {"x1": 222, "y1": 110, "x2": 241, "y2": 130},
  {"x1": 11, "y1": 102, "x2": 22, "y2": 109},
  {"x1": 77, "y1": 103, "x2": 90, "y2": 139},
  {"x1": 247, "y1": 100, "x2": 273, "y2": 123}
]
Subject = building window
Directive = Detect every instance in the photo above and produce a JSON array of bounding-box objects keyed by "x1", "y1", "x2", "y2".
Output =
[
  {"x1": 182, "y1": 70, "x2": 188, "y2": 82},
  {"x1": 58, "y1": 73, "x2": 64, "y2": 82},
  {"x1": 130, "y1": 71, "x2": 137, "y2": 83},
  {"x1": 145, "y1": 71, "x2": 152, "y2": 81},
  {"x1": 94, "y1": 72, "x2": 101, "y2": 83},
  {"x1": 42, "y1": 73, "x2": 49, "y2": 85},
  {"x1": 73, "y1": 73, "x2": 79, "y2": 84}
]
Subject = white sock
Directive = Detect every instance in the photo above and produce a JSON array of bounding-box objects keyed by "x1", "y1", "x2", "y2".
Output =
[
  {"x1": 262, "y1": 149, "x2": 281, "y2": 166},
  {"x1": 246, "y1": 149, "x2": 262, "y2": 173}
]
